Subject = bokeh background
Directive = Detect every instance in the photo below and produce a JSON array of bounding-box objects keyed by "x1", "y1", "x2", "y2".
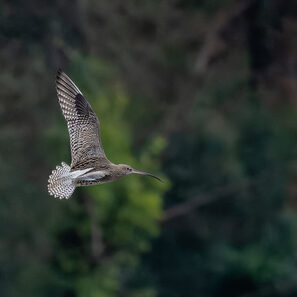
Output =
[{"x1": 1, "y1": 0, "x2": 297, "y2": 296}]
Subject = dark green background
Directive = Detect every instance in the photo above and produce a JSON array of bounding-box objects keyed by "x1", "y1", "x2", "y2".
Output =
[{"x1": 1, "y1": 0, "x2": 297, "y2": 296}]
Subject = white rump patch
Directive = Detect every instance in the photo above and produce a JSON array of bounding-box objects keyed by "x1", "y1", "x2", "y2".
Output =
[
  {"x1": 69, "y1": 168, "x2": 94, "y2": 179},
  {"x1": 75, "y1": 171, "x2": 106, "y2": 181}
]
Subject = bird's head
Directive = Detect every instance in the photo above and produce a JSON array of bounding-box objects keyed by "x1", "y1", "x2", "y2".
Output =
[{"x1": 117, "y1": 164, "x2": 162, "y2": 182}]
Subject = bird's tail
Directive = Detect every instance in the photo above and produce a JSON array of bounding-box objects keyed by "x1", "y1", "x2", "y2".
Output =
[{"x1": 48, "y1": 162, "x2": 76, "y2": 199}]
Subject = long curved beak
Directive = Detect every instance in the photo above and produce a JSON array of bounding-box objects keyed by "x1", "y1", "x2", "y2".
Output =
[{"x1": 132, "y1": 169, "x2": 163, "y2": 182}]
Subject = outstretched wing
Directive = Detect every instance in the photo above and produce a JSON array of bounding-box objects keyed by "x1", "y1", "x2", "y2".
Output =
[{"x1": 56, "y1": 70, "x2": 106, "y2": 168}]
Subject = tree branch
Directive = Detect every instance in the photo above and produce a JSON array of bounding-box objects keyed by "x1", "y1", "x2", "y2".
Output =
[
  {"x1": 194, "y1": 0, "x2": 253, "y2": 74},
  {"x1": 162, "y1": 178, "x2": 254, "y2": 223}
]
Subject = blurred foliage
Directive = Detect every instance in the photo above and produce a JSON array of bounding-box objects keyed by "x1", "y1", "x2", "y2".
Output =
[
  {"x1": 1, "y1": 0, "x2": 297, "y2": 297},
  {"x1": 44, "y1": 54, "x2": 167, "y2": 297}
]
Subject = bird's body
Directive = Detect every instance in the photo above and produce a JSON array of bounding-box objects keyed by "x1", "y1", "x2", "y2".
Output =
[
  {"x1": 71, "y1": 161, "x2": 129, "y2": 186},
  {"x1": 48, "y1": 70, "x2": 161, "y2": 199}
]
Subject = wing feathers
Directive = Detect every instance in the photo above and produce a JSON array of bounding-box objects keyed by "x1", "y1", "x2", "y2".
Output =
[
  {"x1": 57, "y1": 82, "x2": 77, "y2": 97},
  {"x1": 55, "y1": 70, "x2": 107, "y2": 168},
  {"x1": 75, "y1": 94, "x2": 92, "y2": 116},
  {"x1": 57, "y1": 70, "x2": 82, "y2": 94}
]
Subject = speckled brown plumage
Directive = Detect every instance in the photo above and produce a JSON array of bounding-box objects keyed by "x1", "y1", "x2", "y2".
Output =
[
  {"x1": 56, "y1": 70, "x2": 106, "y2": 168},
  {"x1": 48, "y1": 70, "x2": 161, "y2": 199}
]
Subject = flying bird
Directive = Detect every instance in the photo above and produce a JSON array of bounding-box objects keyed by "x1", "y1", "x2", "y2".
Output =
[{"x1": 48, "y1": 70, "x2": 161, "y2": 199}]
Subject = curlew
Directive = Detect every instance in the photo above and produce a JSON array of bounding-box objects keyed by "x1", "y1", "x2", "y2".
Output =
[{"x1": 48, "y1": 70, "x2": 161, "y2": 199}]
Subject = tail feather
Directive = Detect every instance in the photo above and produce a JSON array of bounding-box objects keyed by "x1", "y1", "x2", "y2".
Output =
[{"x1": 48, "y1": 162, "x2": 76, "y2": 199}]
